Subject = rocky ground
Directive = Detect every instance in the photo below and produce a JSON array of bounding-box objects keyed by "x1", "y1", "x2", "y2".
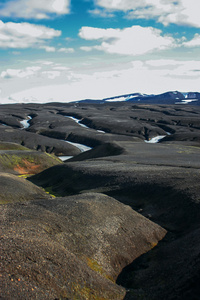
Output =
[{"x1": 0, "y1": 101, "x2": 200, "y2": 299}]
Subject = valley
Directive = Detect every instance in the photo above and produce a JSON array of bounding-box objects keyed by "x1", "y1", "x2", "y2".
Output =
[{"x1": 1, "y1": 101, "x2": 200, "y2": 299}]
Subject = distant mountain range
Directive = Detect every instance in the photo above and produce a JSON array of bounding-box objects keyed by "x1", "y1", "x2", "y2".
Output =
[{"x1": 79, "y1": 91, "x2": 200, "y2": 105}]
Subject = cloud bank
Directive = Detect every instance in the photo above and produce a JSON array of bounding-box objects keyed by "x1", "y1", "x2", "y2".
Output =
[
  {"x1": 79, "y1": 26, "x2": 176, "y2": 55},
  {"x1": 0, "y1": 0, "x2": 71, "y2": 19},
  {"x1": 1, "y1": 59, "x2": 199, "y2": 104},
  {"x1": 93, "y1": 0, "x2": 200, "y2": 28},
  {"x1": 0, "y1": 20, "x2": 61, "y2": 50}
]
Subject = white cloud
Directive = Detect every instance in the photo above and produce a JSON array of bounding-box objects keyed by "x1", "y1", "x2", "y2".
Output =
[
  {"x1": 11, "y1": 51, "x2": 21, "y2": 55},
  {"x1": 0, "y1": 62, "x2": 72, "y2": 89},
  {"x1": 0, "y1": 21, "x2": 61, "y2": 49},
  {"x1": 42, "y1": 71, "x2": 61, "y2": 79},
  {"x1": 80, "y1": 46, "x2": 94, "y2": 52},
  {"x1": 159, "y1": 0, "x2": 200, "y2": 28},
  {"x1": 183, "y1": 34, "x2": 200, "y2": 48},
  {"x1": 58, "y1": 47, "x2": 74, "y2": 53},
  {"x1": 38, "y1": 61, "x2": 54, "y2": 65},
  {"x1": 88, "y1": 8, "x2": 115, "y2": 18},
  {"x1": 53, "y1": 66, "x2": 70, "y2": 70},
  {"x1": 0, "y1": 0, "x2": 70, "y2": 19},
  {"x1": 40, "y1": 46, "x2": 56, "y2": 52},
  {"x1": 79, "y1": 26, "x2": 175, "y2": 55},
  {"x1": 145, "y1": 59, "x2": 200, "y2": 77},
  {"x1": 1, "y1": 66, "x2": 41, "y2": 79},
  {"x1": 93, "y1": 0, "x2": 200, "y2": 28},
  {"x1": 146, "y1": 59, "x2": 182, "y2": 67}
]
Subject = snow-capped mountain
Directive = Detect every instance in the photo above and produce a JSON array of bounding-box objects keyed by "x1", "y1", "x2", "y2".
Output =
[{"x1": 101, "y1": 91, "x2": 200, "y2": 105}]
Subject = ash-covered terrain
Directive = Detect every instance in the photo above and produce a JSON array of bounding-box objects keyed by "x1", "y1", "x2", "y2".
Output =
[{"x1": 1, "y1": 100, "x2": 200, "y2": 299}]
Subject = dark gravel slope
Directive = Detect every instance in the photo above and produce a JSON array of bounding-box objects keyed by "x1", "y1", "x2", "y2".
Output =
[{"x1": 1, "y1": 101, "x2": 200, "y2": 299}]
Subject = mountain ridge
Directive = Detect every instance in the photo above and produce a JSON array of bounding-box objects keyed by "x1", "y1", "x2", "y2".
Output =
[{"x1": 78, "y1": 91, "x2": 200, "y2": 105}]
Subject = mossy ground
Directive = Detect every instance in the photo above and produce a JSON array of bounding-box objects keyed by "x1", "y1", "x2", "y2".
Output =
[
  {"x1": 0, "y1": 142, "x2": 29, "y2": 151},
  {"x1": 0, "y1": 151, "x2": 61, "y2": 175},
  {"x1": 69, "y1": 281, "x2": 121, "y2": 300},
  {"x1": 86, "y1": 257, "x2": 115, "y2": 282},
  {"x1": 43, "y1": 187, "x2": 58, "y2": 197}
]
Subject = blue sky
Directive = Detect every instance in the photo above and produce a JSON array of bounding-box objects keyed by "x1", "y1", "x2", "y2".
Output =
[{"x1": 0, "y1": 0, "x2": 199, "y2": 103}]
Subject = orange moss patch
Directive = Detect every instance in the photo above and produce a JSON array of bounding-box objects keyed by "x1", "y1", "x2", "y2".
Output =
[
  {"x1": 0, "y1": 151, "x2": 61, "y2": 175},
  {"x1": 14, "y1": 159, "x2": 41, "y2": 175}
]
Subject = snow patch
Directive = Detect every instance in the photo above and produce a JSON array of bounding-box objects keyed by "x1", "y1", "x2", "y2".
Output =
[
  {"x1": 65, "y1": 115, "x2": 106, "y2": 133},
  {"x1": 58, "y1": 156, "x2": 73, "y2": 161},
  {"x1": 145, "y1": 135, "x2": 166, "y2": 143},
  {"x1": 20, "y1": 116, "x2": 32, "y2": 129},
  {"x1": 182, "y1": 99, "x2": 198, "y2": 103},
  {"x1": 175, "y1": 99, "x2": 198, "y2": 104},
  {"x1": 63, "y1": 140, "x2": 92, "y2": 152},
  {"x1": 65, "y1": 116, "x2": 89, "y2": 128},
  {"x1": 105, "y1": 96, "x2": 127, "y2": 102},
  {"x1": 97, "y1": 130, "x2": 106, "y2": 133}
]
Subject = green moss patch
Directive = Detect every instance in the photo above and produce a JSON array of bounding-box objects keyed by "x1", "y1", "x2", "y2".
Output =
[
  {"x1": 86, "y1": 257, "x2": 115, "y2": 283},
  {"x1": 43, "y1": 186, "x2": 60, "y2": 198},
  {"x1": 0, "y1": 142, "x2": 29, "y2": 150},
  {"x1": 0, "y1": 150, "x2": 61, "y2": 175}
]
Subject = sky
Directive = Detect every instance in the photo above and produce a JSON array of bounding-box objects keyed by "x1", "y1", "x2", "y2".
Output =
[{"x1": 0, "y1": 0, "x2": 200, "y2": 103}]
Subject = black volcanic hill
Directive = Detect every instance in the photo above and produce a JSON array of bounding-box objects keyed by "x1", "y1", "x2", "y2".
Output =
[
  {"x1": 1, "y1": 193, "x2": 166, "y2": 299},
  {"x1": 1, "y1": 100, "x2": 200, "y2": 299}
]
